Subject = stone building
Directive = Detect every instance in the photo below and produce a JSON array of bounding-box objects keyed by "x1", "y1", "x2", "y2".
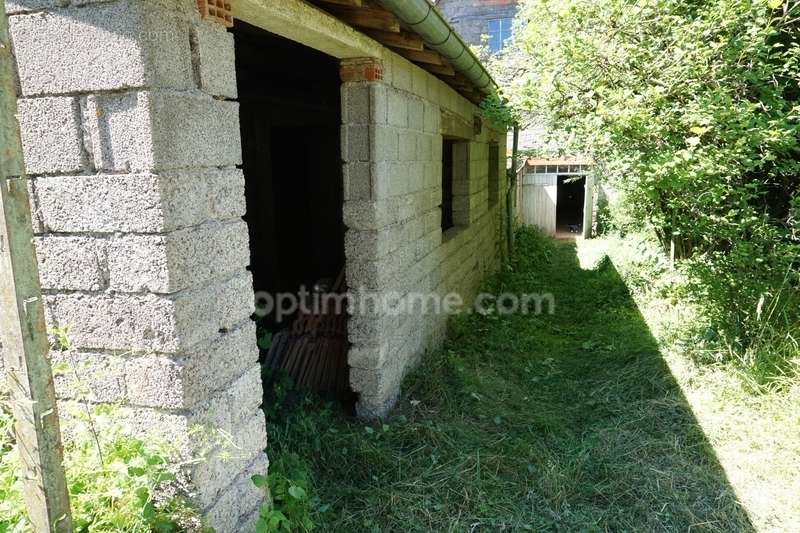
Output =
[
  {"x1": 0, "y1": 0, "x2": 507, "y2": 530},
  {"x1": 436, "y1": 0, "x2": 519, "y2": 54}
]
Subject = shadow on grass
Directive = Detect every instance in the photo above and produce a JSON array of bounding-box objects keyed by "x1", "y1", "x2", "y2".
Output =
[{"x1": 266, "y1": 229, "x2": 754, "y2": 532}]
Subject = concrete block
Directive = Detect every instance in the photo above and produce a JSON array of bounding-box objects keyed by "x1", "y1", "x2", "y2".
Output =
[
  {"x1": 370, "y1": 84, "x2": 388, "y2": 125},
  {"x1": 16, "y1": 97, "x2": 85, "y2": 175},
  {"x1": 343, "y1": 162, "x2": 371, "y2": 201},
  {"x1": 84, "y1": 92, "x2": 154, "y2": 173},
  {"x1": 32, "y1": 168, "x2": 246, "y2": 233},
  {"x1": 46, "y1": 292, "x2": 180, "y2": 352},
  {"x1": 236, "y1": 508, "x2": 262, "y2": 533},
  {"x1": 125, "y1": 355, "x2": 185, "y2": 408},
  {"x1": 124, "y1": 322, "x2": 258, "y2": 409},
  {"x1": 107, "y1": 220, "x2": 250, "y2": 293},
  {"x1": 348, "y1": 310, "x2": 405, "y2": 345},
  {"x1": 203, "y1": 454, "x2": 268, "y2": 533},
  {"x1": 370, "y1": 161, "x2": 409, "y2": 199},
  {"x1": 183, "y1": 322, "x2": 259, "y2": 405},
  {"x1": 31, "y1": 174, "x2": 162, "y2": 233},
  {"x1": 172, "y1": 273, "x2": 255, "y2": 349},
  {"x1": 342, "y1": 125, "x2": 370, "y2": 162},
  {"x1": 398, "y1": 132, "x2": 416, "y2": 161},
  {"x1": 408, "y1": 161, "x2": 424, "y2": 193},
  {"x1": 344, "y1": 223, "x2": 405, "y2": 260},
  {"x1": 86, "y1": 91, "x2": 241, "y2": 172},
  {"x1": 408, "y1": 98, "x2": 424, "y2": 132},
  {"x1": 371, "y1": 126, "x2": 398, "y2": 161},
  {"x1": 417, "y1": 134, "x2": 433, "y2": 162},
  {"x1": 348, "y1": 342, "x2": 390, "y2": 370},
  {"x1": 387, "y1": 91, "x2": 407, "y2": 128},
  {"x1": 9, "y1": 1, "x2": 193, "y2": 96},
  {"x1": 345, "y1": 254, "x2": 399, "y2": 291},
  {"x1": 4, "y1": 1, "x2": 60, "y2": 14},
  {"x1": 45, "y1": 273, "x2": 252, "y2": 353},
  {"x1": 343, "y1": 198, "x2": 388, "y2": 230},
  {"x1": 184, "y1": 168, "x2": 248, "y2": 226},
  {"x1": 342, "y1": 83, "x2": 370, "y2": 125},
  {"x1": 35, "y1": 236, "x2": 107, "y2": 291},
  {"x1": 51, "y1": 350, "x2": 126, "y2": 403},
  {"x1": 190, "y1": 411, "x2": 267, "y2": 509},
  {"x1": 423, "y1": 101, "x2": 440, "y2": 134},
  {"x1": 351, "y1": 353, "x2": 404, "y2": 419},
  {"x1": 225, "y1": 364, "x2": 263, "y2": 425},
  {"x1": 192, "y1": 20, "x2": 237, "y2": 98}
]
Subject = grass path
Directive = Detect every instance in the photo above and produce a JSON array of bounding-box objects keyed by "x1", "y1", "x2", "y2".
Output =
[{"x1": 266, "y1": 229, "x2": 796, "y2": 532}]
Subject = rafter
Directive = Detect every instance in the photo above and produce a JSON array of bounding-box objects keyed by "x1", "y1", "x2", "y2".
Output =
[
  {"x1": 313, "y1": 0, "x2": 362, "y2": 6},
  {"x1": 317, "y1": 4, "x2": 401, "y2": 32},
  {"x1": 363, "y1": 29, "x2": 424, "y2": 51},
  {"x1": 423, "y1": 63, "x2": 456, "y2": 77},
  {"x1": 394, "y1": 47, "x2": 443, "y2": 65}
]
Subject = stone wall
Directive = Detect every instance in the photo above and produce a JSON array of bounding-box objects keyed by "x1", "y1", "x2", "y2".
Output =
[
  {"x1": 3, "y1": 1, "x2": 266, "y2": 530},
  {"x1": 341, "y1": 52, "x2": 507, "y2": 417},
  {"x1": 436, "y1": 0, "x2": 518, "y2": 48}
]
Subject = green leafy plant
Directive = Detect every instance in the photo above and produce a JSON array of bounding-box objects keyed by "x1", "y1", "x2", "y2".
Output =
[
  {"x1": 0, "y1": 400, "x2": 204, "y2": 532},
  {"x1": 480, "y1": 90, "x2": 517, "y2": 130},
  {"x1": 252, "y1": 453, "x2": 317, "y2": 532}
]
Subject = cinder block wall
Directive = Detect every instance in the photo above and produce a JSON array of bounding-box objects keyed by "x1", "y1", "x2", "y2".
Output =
[
  {"x1": 3, "y1": 1, "x2": 266, "y2": 530},
  {"x1": 342, "y1": 52, "x2": 507, "y2": 417}
]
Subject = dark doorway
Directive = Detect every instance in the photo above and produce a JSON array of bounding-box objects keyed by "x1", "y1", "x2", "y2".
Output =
[
  {"x1": 234, "y1": 22, "x2": 344, "y2": 328},
  {"x1": 233, "y1": 22, "x2": 352, "y2": 404},
  {"x1": 556, "y1": 175, "x2": 585, "y2": 234}
]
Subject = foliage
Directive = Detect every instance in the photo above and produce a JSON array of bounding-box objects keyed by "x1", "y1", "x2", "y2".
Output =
[
  {"x1": 252, "y1": 453, "x2": 318, "y2": 533},
  {"x1": 505, "y1": 0, "x2": 800, "y2": 368},
  {"x1": 479, "y1": 91, "x2": 517, "y2": 130},
  {"x1": 259, "y1": 228, "x2": 775, "y2": 531},
  {"x1": 0, "y1": 400, "x2": 203, "y2": 533}
]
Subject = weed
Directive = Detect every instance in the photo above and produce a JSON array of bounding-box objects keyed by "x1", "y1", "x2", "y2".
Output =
[{"x1": 0, "y1": 399, "x2": 205, "y2": 532}]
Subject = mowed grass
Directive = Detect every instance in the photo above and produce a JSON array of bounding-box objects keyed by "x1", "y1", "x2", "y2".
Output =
[{"x1": 264, "y1": 228, "x2": 798, "y2": 532}]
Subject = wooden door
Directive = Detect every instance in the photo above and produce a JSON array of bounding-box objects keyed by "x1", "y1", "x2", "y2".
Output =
[{"x1": 519, "y1": 172, "x2": 557, "y2": 236}]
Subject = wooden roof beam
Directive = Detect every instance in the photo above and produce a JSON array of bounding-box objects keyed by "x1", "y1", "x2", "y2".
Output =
[
  {"x1": 394, "y1": 47, "x2": 443, "y2": 65},
  {"x1": 423, "y1": 63, "x2": 456, "y2": 77},
  {"x1": 314, "y1": 0, "x2": 362, "y2": 5},
  {"x1": 362, "y1": 29, "x2": 424, "y2": 51},
  {"x1": 316, "y1": 4, "x2": 401, "y2": 32}
]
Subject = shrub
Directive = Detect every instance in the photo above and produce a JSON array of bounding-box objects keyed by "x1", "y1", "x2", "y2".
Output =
[{"x1": 505, "y1": 0, "x2": 800, "y2": 372}]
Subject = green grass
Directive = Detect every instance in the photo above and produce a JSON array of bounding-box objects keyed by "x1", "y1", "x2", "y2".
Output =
[{"x1": 264, "y1": 228, "x2": 798, "y2": 532}]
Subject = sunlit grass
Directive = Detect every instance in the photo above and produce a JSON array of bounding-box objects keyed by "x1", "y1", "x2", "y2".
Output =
[{"x1": 264, "y1": 228, "x2": 797, "y2": 532}]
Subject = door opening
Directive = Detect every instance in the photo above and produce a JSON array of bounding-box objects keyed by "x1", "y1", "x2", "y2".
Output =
[
  {"x1": 233, "y1": 22, "x2": 354, "y2": 408},
  {"x1": 556, "y1": 175, "x2": 585, "y2": 236}
]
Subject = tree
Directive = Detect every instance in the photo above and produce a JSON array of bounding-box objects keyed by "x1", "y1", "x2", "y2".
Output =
[{"x1": 504, "y1": 0, "x2": 800, "y2": 361}]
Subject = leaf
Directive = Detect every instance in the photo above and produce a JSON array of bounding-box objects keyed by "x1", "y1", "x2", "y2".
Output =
[
  {"x1": 767, "y1": 0, "x2": 782, "y2": 9},
  {"x1": 255, "y1": 518, "x2": 269, "y2": 533},
  {"x1": 251, "y1": 474, "x2": 269, "y2": 489},
  {"x1": 288, "y1": 485, "x2": 307, "y2": 500},
  {"x1": 127, "y1": 466, "x2": 146, "y2": 477},
  {"x1": 257, "y1": 333, "x2": 273, "y2": 350}
]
